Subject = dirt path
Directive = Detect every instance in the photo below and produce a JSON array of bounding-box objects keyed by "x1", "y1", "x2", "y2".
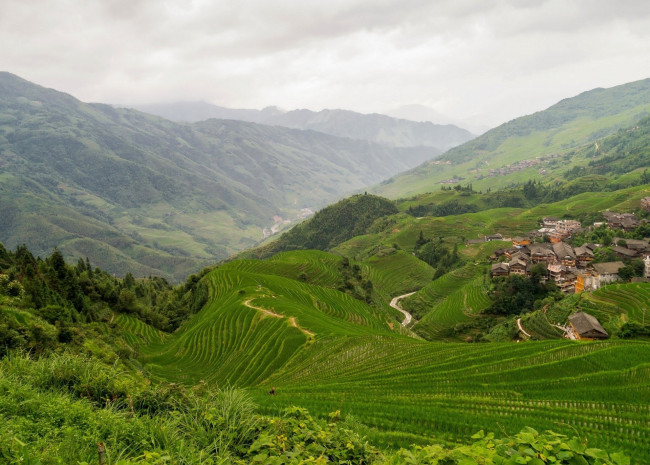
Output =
[
  {"x1": 390, "y1": 292, "x2": 416, "y2": 326},
  {"x1": 243, "y1": 299, "x2": 314, "y2": 339},
  {"x1": 516, "y1": 318, "x2": 531, "y2": 338},
  {"x1": 289, "y1": 316, "x2": 315, "y2": 338},
  {"x1": 244, "y1": 299, "x2": 283, "y2": 318}
]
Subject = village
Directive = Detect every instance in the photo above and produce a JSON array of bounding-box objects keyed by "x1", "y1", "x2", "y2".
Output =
[{"x1": 486, "y1": 200, "x2": 650, "y2": 296}]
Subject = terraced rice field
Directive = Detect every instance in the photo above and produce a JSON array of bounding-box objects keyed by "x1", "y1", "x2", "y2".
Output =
[
  {"x1": 134, "y1": 252, "x2": 650, "y2": 462},
  {"x1": 114, "y1": 313, "x2": 166, "y2": 346},
  {"x1": 585, "y1": 283, "x2": 650, "y2": 325},
  {"x1": 222, "y1": 250, "x2": 344, "y2": 289},
  {"x1": 252, "y1": 338, "x2": 650, "y2": 460},
  {"x1": 140, "y1": 265, "x2": 396, "y2": 386},
  {"x1": 403, "y1": 265, "x2": 491, "y2": 339},
  {"x1": 363, "y1": 250, "x2": 434, "y2": 299}
]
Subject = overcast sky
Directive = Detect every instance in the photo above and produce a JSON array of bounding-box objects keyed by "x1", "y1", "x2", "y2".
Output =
[{"x1": 2, "y1": 0, "x2": 650, "y2": 129}]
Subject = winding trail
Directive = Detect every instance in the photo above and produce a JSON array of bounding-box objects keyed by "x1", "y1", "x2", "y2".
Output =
[
  {"x1": 243, "y1": 298, "x2": 314, "y2": 339},
  {"x1": 516, "y1": 318, "x2": 531, "y2": 338},
  {"x1": 390, "y1": 292, "x2": 416, "y2": 326}
]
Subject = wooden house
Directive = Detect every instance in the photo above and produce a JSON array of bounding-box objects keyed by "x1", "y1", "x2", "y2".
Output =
[
  {"x1": 491, "y1": 262, "x2": 510, "y2": 277},
  {"x1": 574, "y1": 246, "x2": 594, "y2": 268},
  {"x1": 592, "y1": 261, "x2": 625, "y2": 286},
  {"x1": 509, "y1": 258, "x2": 528, "y2": 276},
  {"x1": 613, "y1": 246, "x2": 637, "y2": 260},
  {"x1": 529, "y1": 244, "x2": 555, "y2": 264},
  {"x1": 552, "y1": 242, "x2": 576, "y2": 267},
  {"x1": 542, "y1": 217, "x2": 558, "y2": 228},
  {"x1": 568, "y1": 312, "x2": 608, "y2": 340}
]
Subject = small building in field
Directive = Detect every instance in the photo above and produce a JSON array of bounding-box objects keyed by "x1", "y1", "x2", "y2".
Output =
[
  {"x1": 568, "y1": 312, "x2": 608, "y2": 340},
  {"x1": 542, "y1": 217, "x2": 558, "y2": 228},
  {"x1": 642, "y1": 197, "x2": 650, "y2": 213},
  {"x1": 644, "y1": 255, "x2": 650, "y2": 278}
]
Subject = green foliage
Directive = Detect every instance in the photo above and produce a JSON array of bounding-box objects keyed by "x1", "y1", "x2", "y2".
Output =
[
  {"x1": 385, "y1": 427, "x2": 630, "y2": 465},
  {"x1": 486, "y1": 274, "x2": 559, "y2": 316},
  {"x1": 245, "y1": 194, "x2": 398, "y2": 259},
  {"x1": 0, "y1": 242, "x2": 206, "y2": 356}
]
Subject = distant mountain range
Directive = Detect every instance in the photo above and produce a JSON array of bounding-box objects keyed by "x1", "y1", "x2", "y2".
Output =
[
  {"x1": 0, "y1": 72, "x2": 448, "y2": 280},
  {"x1": 374, "y1": 77, "x2": 650, "y2": 198},
  {"x1": 128, "y1": 102, "x2": 474, "y2": 151}
]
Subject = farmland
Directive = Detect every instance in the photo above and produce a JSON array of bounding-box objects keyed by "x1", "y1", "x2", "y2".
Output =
[{"x1": 125, "y1": 246, "x2": 650, "y2": 462}]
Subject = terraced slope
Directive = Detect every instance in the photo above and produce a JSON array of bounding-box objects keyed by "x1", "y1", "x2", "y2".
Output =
[
  {"x1": 585, "y1": 283, "x2": 650, "y2": 326},
  {"x1": 252, "y1": 338, "x2": 650, "y2": 460},
  {"x1": 140, "y1": 265, "x2": 396, "y2": 386},
  {"x1": 374, "y1": 77, "x2": 650, "y2": 198},
  {"x1": 222, "y1": 250, "x2": 344, "y2": 289},
  {"x1": 401, "y1": 264, "x2": 491, "y2": 339}
]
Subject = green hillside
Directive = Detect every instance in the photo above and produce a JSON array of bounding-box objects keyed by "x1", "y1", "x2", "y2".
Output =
[
  {"x1": 0, "y1": 72, "x2": 436, "y2": 281},
  {"x1": 374, "y1": 78, "x2": 650, "y2": 198}
]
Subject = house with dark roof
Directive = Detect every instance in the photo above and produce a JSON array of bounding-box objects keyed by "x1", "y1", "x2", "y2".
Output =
[
  {"x1": 574, "y1": 246, "x2": 594, "y2": 268},
  {"x1": 491, "y1": 262, "x2": 510, "y2": 277},
  {"x1": 542, "y1": 217, "x2": 558, "y2": 228},
  {"x1": 509, "y1": 258, "x2": 528, "y2": 276},
  {"x1": 568, "y1": 312, "x2": 608, "y2": 340},
  {"x1": 592, "y1": 261, "x2": 625, "y2": 285},
  {"x1": 529, "y1": 243, "x2": 556, "y2": 264},
  {"x1": 552, "y1": 242, "x2": 576, "y2": 267},
  {"x1": 612, "y1": 246, "x2": 638, "y2": 259}
]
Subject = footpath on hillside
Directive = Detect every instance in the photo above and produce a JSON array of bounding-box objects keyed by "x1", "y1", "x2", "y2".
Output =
[
  {"x1": 390, "y1": 292, "x2": 416, "y2": 326},
  {"x1": 243, "y1": 298, "x2": 315, "y2": 339}
]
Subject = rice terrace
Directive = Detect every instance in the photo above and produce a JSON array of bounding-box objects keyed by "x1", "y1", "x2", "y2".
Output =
[{"x1": 4, "y1": 20, "x2": 650, "y2": 463}]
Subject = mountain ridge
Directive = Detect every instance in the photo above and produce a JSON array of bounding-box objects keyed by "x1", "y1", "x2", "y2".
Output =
[
  {"x1": 373, "y1": 77, "x2": 650, "y2": 198},
  {"x1": 0, "y1": 71, "x2": 439, "y2": 280},
  {"x1": 126, "y1": 101, "x2": 474, "y2": 150}
]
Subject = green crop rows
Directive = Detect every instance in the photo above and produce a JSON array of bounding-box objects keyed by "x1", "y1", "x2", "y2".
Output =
[{"x1": 127, "y1": 251, "x2": 650, "y2": 462}]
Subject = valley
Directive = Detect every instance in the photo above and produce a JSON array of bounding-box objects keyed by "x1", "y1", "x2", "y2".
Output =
[{"x1": 1, "y1": 74, "x2": 650, "y2": 464}]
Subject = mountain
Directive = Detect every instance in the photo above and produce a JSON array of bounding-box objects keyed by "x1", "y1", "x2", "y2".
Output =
[
  {"x1": 386, "y1": 104, "x2": 491, "y2": 135},
  {"x1": 130, "y1": 101, "x2": 285, "y2": 124},
  {"x1": 374, "y1": 78, "x2": 650, "y2": 198},
  {"x1": 127, "y1": 102, "x2": 474, "y2": 151},
  {"x1": 0, "y1": 72, "x2": 438, "y2": 281}
]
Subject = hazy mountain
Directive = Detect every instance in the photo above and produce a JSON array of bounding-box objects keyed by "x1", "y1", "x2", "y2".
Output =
[
  {"x1": 387, "y1": 104, "x2": 491, "y2": 135},
  {"x1": 0, "y1": 72, "x2": 438, "y2": 280},
  {"x1": 130, "y1": 102, "x2": 285, "y2": 124},
  {"x1": 127, "y1": 102, "x2": 474, "y2": 151},
  {"x1": 374, "y1": 77, "x2": 650, "y2": 198}
]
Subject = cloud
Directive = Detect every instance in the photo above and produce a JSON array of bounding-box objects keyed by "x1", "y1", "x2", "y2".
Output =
[{"x1": 1, "y1": 0, "x2": 650, "y2": 127}]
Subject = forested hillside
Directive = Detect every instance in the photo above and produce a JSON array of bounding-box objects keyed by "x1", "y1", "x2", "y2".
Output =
[
  {"x1": 0, "y1": 72, "x2": 437, "y2": 281},
  {"x1": 375, "y1": 78, "x2": 650, "y2": 198}
]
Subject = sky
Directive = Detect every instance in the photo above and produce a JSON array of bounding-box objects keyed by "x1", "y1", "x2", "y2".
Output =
[{"x1": 2, "y1": 0, "x2": 650, "y2": 129}]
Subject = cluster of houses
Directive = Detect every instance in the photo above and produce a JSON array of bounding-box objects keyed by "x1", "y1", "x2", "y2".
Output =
[{"x1": 488, "y1": 210, "x2": 650, "y2": 294}]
